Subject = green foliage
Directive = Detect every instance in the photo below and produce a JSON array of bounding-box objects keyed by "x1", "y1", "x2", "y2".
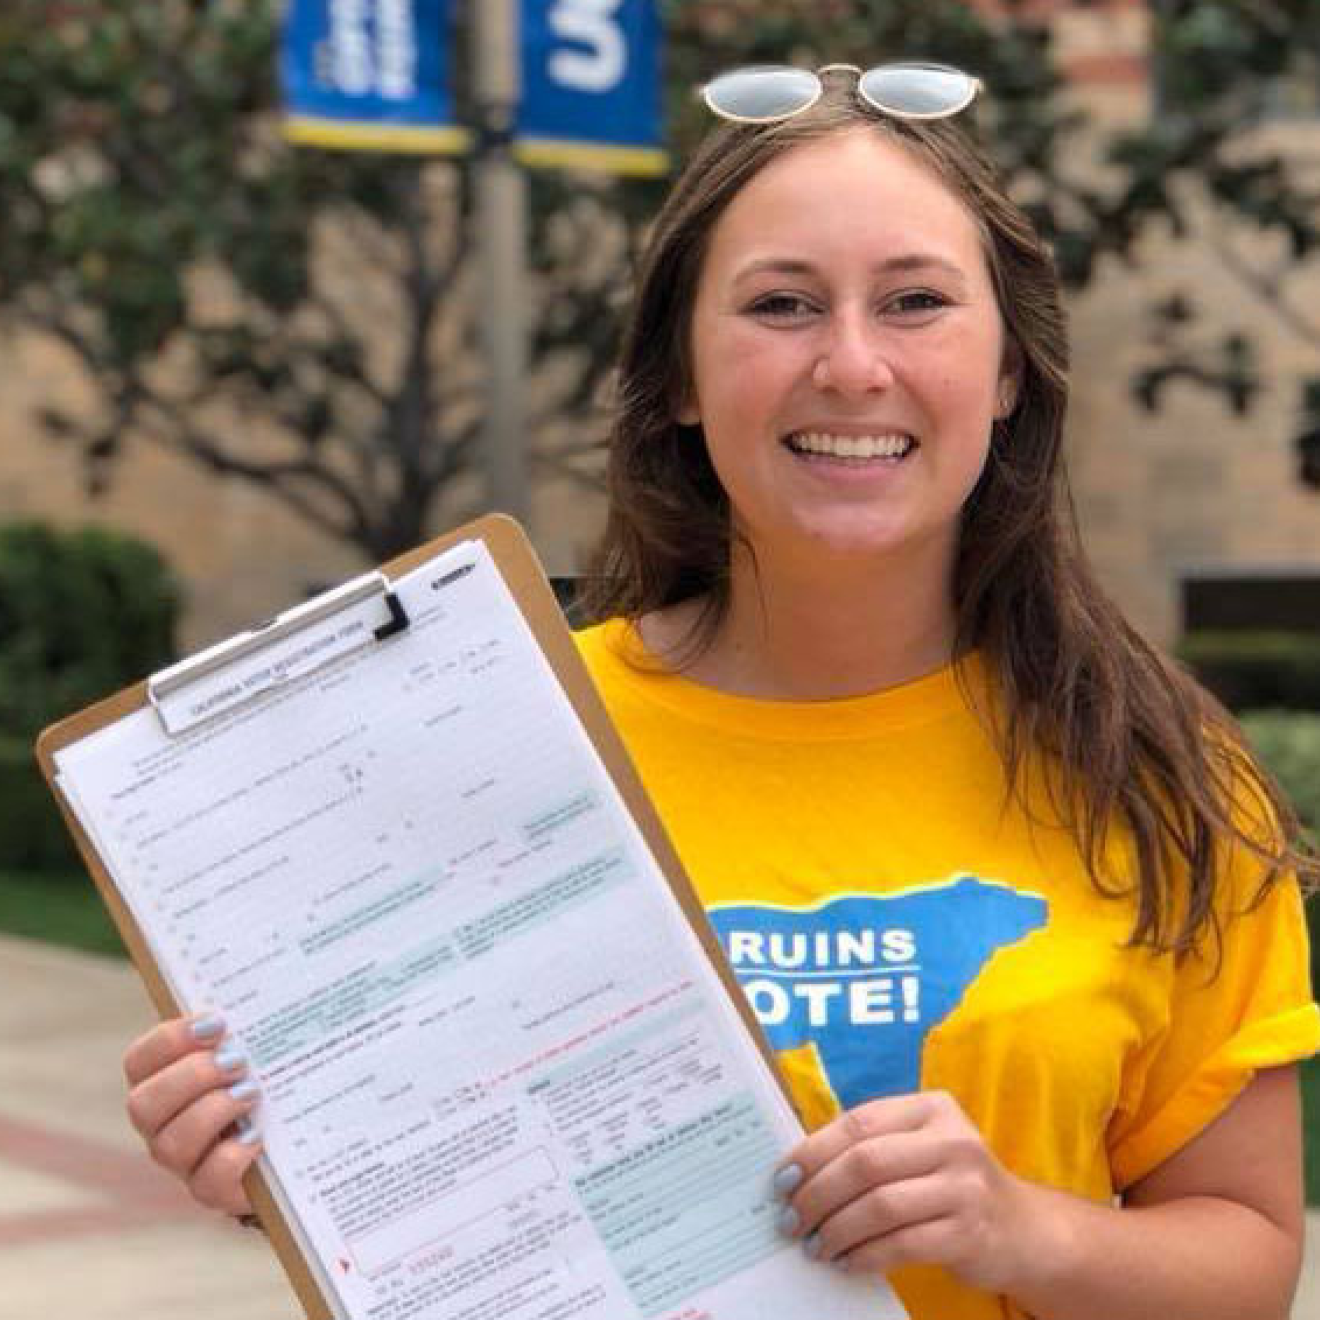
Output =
[
  {"x1": 1238, "y1": 710, "x2": 1320, "y2": 996},
  {"x1": 1178, "y1": 631, "x2": 1320, "y2": 712},
  {"x1": 0, "y1": 521, "x2": 179, "y2": 871},
  {"x1": 0, "y1": 0, "x2": 480, "y2": 559},
  {"x1": 0, "y1": 868, "x2": 125, "y2": 957},
  {"x1": 1304, "y1": 1053, "x2": 1320, "y2": 1206},
  {"x1": 0, "y1": 522, "x2": 179, "y2": 736},
  {"x1": 0, "y1": 735, "x2": 80, "y2": 870},
  {"x1": 1, "y1": 2, "x2": 296, "y2": 355},
  {"x1": 1239, "y1": 710, "x2": 1320, "y2": 834}
]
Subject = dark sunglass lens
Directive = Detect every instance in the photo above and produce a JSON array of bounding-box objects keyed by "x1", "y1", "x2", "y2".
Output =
[
  {"x1": 860, "y1": 64, "x2": 975, "y2": 117},
  {"x1": 705, "y1": 67, "x2": 820, "y2": 122}
]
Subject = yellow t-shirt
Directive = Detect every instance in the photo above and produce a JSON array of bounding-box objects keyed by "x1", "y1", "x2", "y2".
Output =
[{"x1": 575, "y1": 619, "x2": 1320, "y2": 1320}]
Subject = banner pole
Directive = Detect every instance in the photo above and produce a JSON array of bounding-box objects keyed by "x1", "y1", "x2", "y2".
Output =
[{"x1": 473, "y1": 0, "x2": 530, "y2": 524}]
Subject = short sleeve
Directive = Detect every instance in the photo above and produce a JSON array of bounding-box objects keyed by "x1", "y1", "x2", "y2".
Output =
[{"x1": 1107, "y1": 854, "x2": 1320, "y2": 1190}]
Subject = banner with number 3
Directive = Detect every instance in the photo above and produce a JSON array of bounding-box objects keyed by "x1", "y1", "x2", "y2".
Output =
[{"x1": 516, "y1": 0, "x2": 667, "y2": 176}]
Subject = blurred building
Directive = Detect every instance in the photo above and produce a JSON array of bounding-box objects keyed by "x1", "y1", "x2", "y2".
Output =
[
  {"x1": 1, "y1": 0, "x2": 1316, "y2": 651},
  {"x1": 1038, "y1": 1, "x2": 1319, "y2": 643}
]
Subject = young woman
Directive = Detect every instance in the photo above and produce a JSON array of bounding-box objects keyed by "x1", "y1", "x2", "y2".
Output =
[{"x1": 123, "y1": 64, "x2": 1319, "y2": 1320}]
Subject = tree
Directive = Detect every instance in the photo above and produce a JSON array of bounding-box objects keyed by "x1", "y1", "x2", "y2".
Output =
[
  {"x1": 0, "y1": 0, "x2": 650, "y2": 561},
  {"x1": 1115, "y1": 0, "x2": 1319, "y2": 486},
  {"x1": 0, "y1": 2, "x2": 1313, "y2": 572}
]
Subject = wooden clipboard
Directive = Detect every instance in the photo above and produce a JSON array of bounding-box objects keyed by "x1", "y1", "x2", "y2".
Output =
[{"x1": 35, "y1": 513, "x2": 787, "y2": 1320}]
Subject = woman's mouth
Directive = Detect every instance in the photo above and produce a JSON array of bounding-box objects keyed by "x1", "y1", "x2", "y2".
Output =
[{"x1": 784, "y1": 430, "x2": 917, "y2": 460}]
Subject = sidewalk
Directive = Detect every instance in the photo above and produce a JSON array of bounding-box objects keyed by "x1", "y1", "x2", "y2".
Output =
[
  {"x1": 0, "y1": 934, "x2": 294, "y2": 1320},
  {"x1": 2, "y1": 931, "x2": 1318, "y2": 1319}
]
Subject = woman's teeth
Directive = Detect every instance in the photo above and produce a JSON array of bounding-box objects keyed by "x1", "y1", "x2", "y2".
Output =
[{"x1": 788, "y1": 432, "x2": 915, "y2": 459}]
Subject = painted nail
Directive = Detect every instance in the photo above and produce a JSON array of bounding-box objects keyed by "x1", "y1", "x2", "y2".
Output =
[
  {"x1": 772, "y1": 1163, "x2": 804, "y2": 1198},
  {"x1": 776, "y1": 1206, "x2": 800, "y2": 1237},
  {"x1": 214, "y1": 1045, "x2": 246, "y2": 1073},
  {"x1": 228, "y1": 1078, "x2": 260, "y2": 1102},
  {"x1": 804, "y1": 1232, "x2": 822, "y2": 1259},
  {"x1": 190, "y1": 1013, "x2": 225, "y2": 1040}
]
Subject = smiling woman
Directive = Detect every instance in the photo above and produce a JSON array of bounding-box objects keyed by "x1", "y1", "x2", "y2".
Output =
[
  {"x1": 115, "y1": 61, "x2": 1320, "y2": 1320},
  {"x1": 568, "y1": 63, "x2": 1319, "y2": 1320}
]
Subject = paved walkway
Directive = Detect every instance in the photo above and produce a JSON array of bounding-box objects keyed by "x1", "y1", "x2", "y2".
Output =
[
  {"x1": 2, "y1": 932, "x2": 1318, "y2": 1319},
  {"x1": 0, "y1": 935, "x2": 294, "y2": 1320}
]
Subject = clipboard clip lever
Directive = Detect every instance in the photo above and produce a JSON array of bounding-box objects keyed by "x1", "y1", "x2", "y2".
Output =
[
  {"x1": 374, "y1": 590, "x2": 409, "y2": 640},
  {"x1": 147, "y1": 571, "x2": 411, "y2": 735}
]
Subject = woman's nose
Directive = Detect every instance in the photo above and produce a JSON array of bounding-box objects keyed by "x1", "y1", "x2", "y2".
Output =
[{"x1": 811, "y1": 315, "x2": 894, "y2": 396}]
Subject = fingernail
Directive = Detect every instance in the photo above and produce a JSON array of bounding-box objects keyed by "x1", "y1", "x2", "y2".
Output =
[
  {"x1": 833, "y1": 1255, "x2": 850, "y2": 1271},
  {"x1": 228, "y1": 1078, "x2": 260, "y2": 1102},
  {"x1": 804, "y1": 1232, "x2": 821, "y2": 1259},
  {"x1": 214, "y1": 1044, "x2": 247, "y2": 1073},
  {"x1": 190, "y1": 1013, "x2": 225, "y2": 1040},
  {"x1": 776, "y1": 1206, "x2": 800, "y2": 1237},
  {"x1": 772, "y1": 1163, "x2": 804, "y2": 1198},
  {"x1": 236, "y1": 1119, "x2": 262, "y2": 1145}
]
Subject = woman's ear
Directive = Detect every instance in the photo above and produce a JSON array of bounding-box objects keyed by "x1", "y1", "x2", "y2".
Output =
[{"x1": 676, "y1": 395, "x2": 700, "y2": 427}]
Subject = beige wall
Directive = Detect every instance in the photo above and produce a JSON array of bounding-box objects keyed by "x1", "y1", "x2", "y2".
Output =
[
  {"x1": 1069, "y1": 222, "x2": 1320, "y2": 642},
  {"x1": 1060, "y1": 63, "x2": 1320, "y2": 642},
  {"x1": 0, "y1": 332, "x2": 365, "y2": 651}
]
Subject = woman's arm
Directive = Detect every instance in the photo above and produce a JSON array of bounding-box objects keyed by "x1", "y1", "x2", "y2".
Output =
[
  {"x1": 777, "y1": 1065, "x2": 1304, "y2": 1320},
  {"x1": 1012, "y1": 1064, "x2": 1303, "y2": 1320}
]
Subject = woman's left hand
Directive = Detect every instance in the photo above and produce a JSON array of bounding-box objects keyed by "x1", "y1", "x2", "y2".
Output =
[{"x1": 775, "y1": 1089, "x2": 1047, "y2": 1292}]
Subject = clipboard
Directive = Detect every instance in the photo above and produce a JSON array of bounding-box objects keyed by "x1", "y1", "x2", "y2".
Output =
[{"x1": 35, "y1": 513, "x2": 789, "y2": 1320}]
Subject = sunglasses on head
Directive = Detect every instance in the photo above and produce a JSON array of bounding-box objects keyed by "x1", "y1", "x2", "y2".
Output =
[{"x1": 701, "y1": 61, "x2": 982, "y2": 126}]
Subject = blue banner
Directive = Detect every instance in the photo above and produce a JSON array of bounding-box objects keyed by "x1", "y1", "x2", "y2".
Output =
[
  {"x1": 516, "y1": 0, "x2": 667, "y2": 176},
  {"x1": 281, "y1": 0, "x2": 468, "y2": 153}
]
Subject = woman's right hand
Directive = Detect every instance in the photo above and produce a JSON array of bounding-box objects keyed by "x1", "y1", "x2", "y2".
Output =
[{"x1": 123, "y1": 1013, "x2": 263, "y2": 1217}]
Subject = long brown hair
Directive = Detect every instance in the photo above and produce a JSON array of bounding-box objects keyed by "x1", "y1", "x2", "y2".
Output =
[{"x1": 584, "y1": 71, "x2": 1318, "y2": 955}]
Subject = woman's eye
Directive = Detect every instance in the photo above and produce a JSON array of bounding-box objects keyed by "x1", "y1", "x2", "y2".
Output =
[
  {"x1": 747, "y1": 293, "x2": 817, "y2": 321},
  {"x1": 887, "y1": 290, "x2": 949, "y2": 315}
]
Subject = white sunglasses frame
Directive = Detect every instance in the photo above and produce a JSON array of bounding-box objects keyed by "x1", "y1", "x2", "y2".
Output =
[{"x1": 701, "y1": 61, "x2": 983, "y2": 126}]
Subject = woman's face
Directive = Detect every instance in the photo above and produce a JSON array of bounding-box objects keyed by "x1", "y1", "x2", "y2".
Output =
[{"x1": 682, "y1": 127, "x2": 1016, "y2": 583}]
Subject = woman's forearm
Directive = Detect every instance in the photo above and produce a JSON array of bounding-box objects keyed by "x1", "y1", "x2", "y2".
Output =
[{"x1": 1007, "y1": 1181, "x2": 1300, "y2": 1320}]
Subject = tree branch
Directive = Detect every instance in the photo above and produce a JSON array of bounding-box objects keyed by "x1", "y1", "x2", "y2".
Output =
[
  {"x1": 304, "y1": 293, "x2": 390, "y2": 407},
  {"x1": 133, "y1": 387, "x2": 375, "y2": 547},
  {"x1": 23, "y1": 304, "x2": 118, "y2": 382},
  {"x1": 1206, "y1": 232, "x2": 1320, "y2": 346}
]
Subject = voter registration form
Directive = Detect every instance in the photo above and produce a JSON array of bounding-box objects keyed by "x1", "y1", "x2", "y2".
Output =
[{"x1": 53, "y1": 539, "x2": 905, "y2": 1320}]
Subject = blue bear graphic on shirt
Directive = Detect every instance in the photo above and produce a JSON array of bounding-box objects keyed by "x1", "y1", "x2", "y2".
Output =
[{"x1": 708, "y1": 875, "x2": 1048, "y2": 1109}]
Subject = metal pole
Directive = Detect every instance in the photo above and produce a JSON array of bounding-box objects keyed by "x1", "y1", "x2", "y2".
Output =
[{"x1": 473, "y1": 0, "x2": 530, "y2": 525}]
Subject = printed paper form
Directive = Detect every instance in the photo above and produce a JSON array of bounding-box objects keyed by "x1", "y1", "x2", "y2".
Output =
[{"x1": 54, "y1": 540, "x2": 906, "y2": 1320}]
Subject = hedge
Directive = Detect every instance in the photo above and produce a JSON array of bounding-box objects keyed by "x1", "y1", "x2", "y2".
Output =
[
  {"x1": 1241, "y1": 711, "x2": 1320, "y2": 835},
  {"x1": 0, "y1": 522, "x2": 180, "y2": 871},
  {"x1": 1240, "y1": 710, "x2": 1320, "y2": 996},
  {"x1": 0, "y1": 522, "x2": 180, "y2": 737},
  {"x1": 1179, "y1": 631, "x2": 1320, "y2": 712},
  {"x1": 0, "y1": 735, "x2": 80, "y2": 870}
]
